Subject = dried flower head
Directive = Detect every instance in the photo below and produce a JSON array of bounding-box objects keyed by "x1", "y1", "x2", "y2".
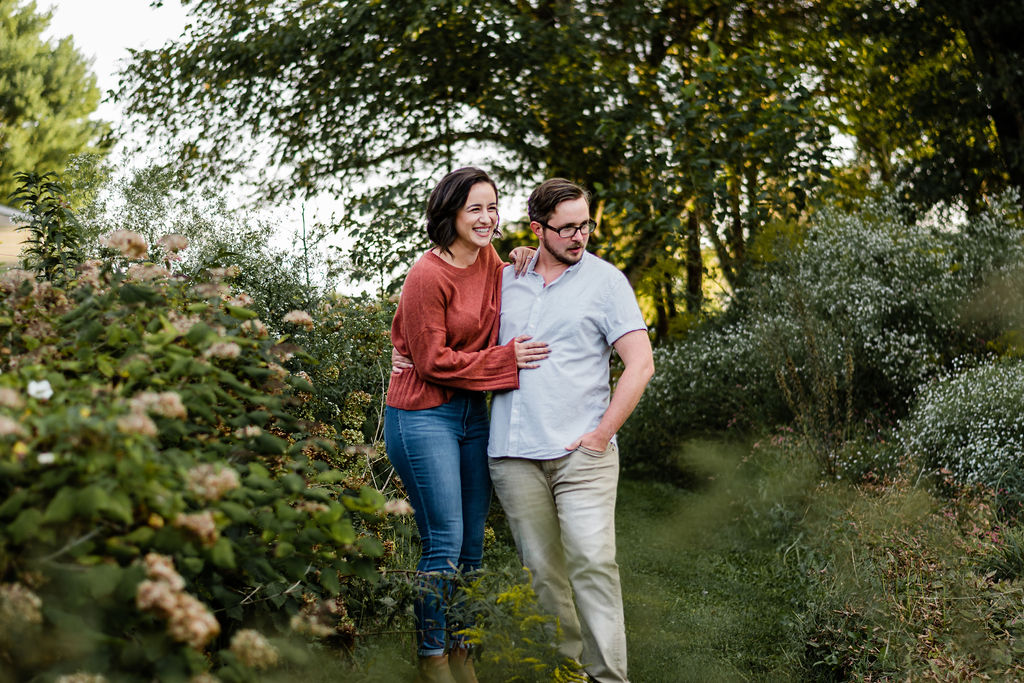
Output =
[
  {"x1": 131, "y1": 391, "x2": 188, "y2": 419},
  {"x1": 240, "y1": 318, "x2": 268, "y2": 338},
  {"x1": 267, "y1": 362, "x2": 289, "y2": 380},
  {"x1": 126, "y1": 263, "x2": 171, "y2": 282},
  {"x1": 204, "y1": 342, "x2": 241, "y2": 360},
  {"x1": 101, "y1": 230, "x2": 148, "y2": 259},
  {"x1": 289, "y1": 605, "x2": 336, "y2": 638},
  {"x1": 0, "y1": 415, "x2": 25, "y2": 438},
  {"x1": 282, "y1": 310, "x2": 314, "y2": 331},
  {"x1": 166, "y1": 591, "x2": 221, "y2": 649},
  {"x1": 143, "y1": 553, "x2": 186, "y2": 591},
  {"x1": 136, "y1": 578, "x2": 179, "y2": 614},
  {"x1": 233, "y1": 425, "x2": 262, "y2": 439},
  {"x1": 229, "y1": 629, "x2": 279, "y2": 670},
  {"x1": 156, "y1": 233, "x2": 189, "y2": 252},
  {"x1": 0, "y1": 268, "x2": 36, "y2": 292},
  {"x1": 384, "y1": 499, "x2": 415, "y2": 516},
  {"x1": 168, "y1": 311, "x2": 201, "y2": 336},
  {"x1": 186, "y1": 464, "x2": 240, "y2": 501},
  {"x1": 0, "y1": 582, "x2": 43, "y2": 627},
  {"x1": 55, "y1": 674, "x2": 108, "y2": 683},
  {"x1": 136, "y1": 553, "x2": 221, "y2": 649},
  {"x1": 187, "y1": 675, "x2": 220, "y2": 683},
  {"x1": 207, "y1": 266, "x2": 240, "y2": 280},
  {"x1": 173, "y1": 511, "x2": 219, "y2": 546},
  {"x1": 228, "y1": 292, "x2": 253, "y2": 307},
  {"x1": 117, "y1": 412, "x2": 158, "y2": 438},
  {"x1": 194, "y1": 282, "x2": 230, "y2": 299}
]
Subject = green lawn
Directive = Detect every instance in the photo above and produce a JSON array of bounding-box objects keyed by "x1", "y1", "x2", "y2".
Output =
[
  {"x1": 283, "y1": 440, "x2": 815, "y2": 682},
  {"x1": 618, "y1": 441, "x2": 810, "y2": 682}
]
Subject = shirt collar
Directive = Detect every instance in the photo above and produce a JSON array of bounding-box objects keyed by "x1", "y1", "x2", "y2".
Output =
[{"x1": 525, "y1": 250, "x2": 588, "y2": 280}]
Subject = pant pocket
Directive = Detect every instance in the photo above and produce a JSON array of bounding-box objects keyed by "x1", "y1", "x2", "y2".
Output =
[{"x1": 576, "y1": 444, "x2": 608, "y2": 457}]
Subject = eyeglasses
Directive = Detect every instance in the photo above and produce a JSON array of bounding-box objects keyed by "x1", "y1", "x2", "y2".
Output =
[{"x1": 538, "y1": 219, "x2": 597, "y2": 239}]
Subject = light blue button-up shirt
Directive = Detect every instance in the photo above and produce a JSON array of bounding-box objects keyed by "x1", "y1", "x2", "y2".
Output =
[{"x1": 488, "y1": 251, "x2": 647, "y2": 460}]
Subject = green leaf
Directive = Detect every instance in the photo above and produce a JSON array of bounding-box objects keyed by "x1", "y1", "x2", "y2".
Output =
[
  {"x1": 8, "y1": 508, "x2": 43, "y2": 543},
  {"x1": 123, "y1": 526, "x2": 155, "y2": 545},
  {"x1": 225, "y1": 304, "x2": 259, "y2": 320},
  {"x1": 185, "y1": 322, "x2": 214, "y2": 347},
  {"x1": 0, "y1": 489, "x2": 30, "y2": 518},
  {"x1": 84, "y1": 564, "x2": 124, "y2": 599},
  {"x1": 219, "y1": 501, "x2": 251, "y2": 524},
  {"x1": 210, "y1": 537, "x2": 236, "y2": 569},
  {"x1": 96, "y1": 354, "x2": 115, "y2": 378},
  {"x1": 281, "y1": 473, "x2": 305, "y2": 494},
  {"x1": 105, "y1": 491, "x2": 134, "y2": 525},
  {"x1": 356, "y1": 535, "x2": 384, "y2": 557},
  {"x1": 254, "y1": 433, "x2": 288, "y2": 455},
  {"x1": 319, "y1": 568, "x2": 340, "y2": 594},
  {"x1": 75, "y1": 485, "x2": 107, "y2": 519},
  {"x1": 274, "y1": 541, "x2": 295, "y2": 559},
  {"x1": 118, "y1": 283, "x2": 160, "y2": 305},
  {"x1": 43, "y1": 487, "x2": 77, "y2": 523},
  {"x1": 327, "y1": 519, "x2": 355, "y2": 545}
]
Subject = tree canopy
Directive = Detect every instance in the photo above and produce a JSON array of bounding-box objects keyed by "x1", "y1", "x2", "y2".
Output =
[
  {"x1": 0, "y1": 0, "x2": 110, "y2": 201},
  {"x1": 814, "y1": 0, "x2": 1024, "y2": 212},
  {"x1": 120, "y1": 0, "x2": 1024, "y2": 335}
]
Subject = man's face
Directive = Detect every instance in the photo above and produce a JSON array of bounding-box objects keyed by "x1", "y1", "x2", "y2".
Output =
[{"x1": 535, "y1": 196, "x2": 591, "y2": 266}]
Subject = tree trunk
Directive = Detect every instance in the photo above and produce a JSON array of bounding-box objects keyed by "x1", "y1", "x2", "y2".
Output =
[{"x1": 685, "y1": 209, "x2": 703, "y2": 313}]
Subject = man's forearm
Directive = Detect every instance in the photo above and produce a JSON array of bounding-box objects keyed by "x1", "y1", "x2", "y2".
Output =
[{"x1": 592, "y1": 362, "x2": 654, "y2": 444}]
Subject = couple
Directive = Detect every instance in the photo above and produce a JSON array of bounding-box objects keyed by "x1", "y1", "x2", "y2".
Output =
[{"x1": 385, "y1": 168, "x2": 654, "y2": 683}]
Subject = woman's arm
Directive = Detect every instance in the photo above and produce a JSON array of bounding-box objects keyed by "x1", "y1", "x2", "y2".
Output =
[{"x1": 394, "y1": 260, "x2": 547, "y2": 391}]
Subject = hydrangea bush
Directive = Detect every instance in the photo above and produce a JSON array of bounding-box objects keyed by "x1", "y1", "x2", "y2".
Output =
[{"x1": 0, "y1": 176, "x2": 407, "y2": 680}]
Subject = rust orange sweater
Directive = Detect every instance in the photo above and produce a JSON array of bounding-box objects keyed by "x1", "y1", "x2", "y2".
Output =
[{"x1": 386, "y1": 245, "x2": 519, "y2": 410}]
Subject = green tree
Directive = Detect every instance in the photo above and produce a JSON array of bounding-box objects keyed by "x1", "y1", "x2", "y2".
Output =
[
  {"x1": 119, "y1": 1, "x2": 833, "y2": 336},
  {"x1": 813, "y1": 0, "x2": 1024, "y2": 212},
  {"x1": 0, "y1": 0, "x2": 110, "y2": 201}
]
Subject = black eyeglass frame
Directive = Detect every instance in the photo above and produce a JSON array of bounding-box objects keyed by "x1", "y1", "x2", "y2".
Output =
[{"x1": 537, "y1": 218, "x2": 597, "y2": 239}]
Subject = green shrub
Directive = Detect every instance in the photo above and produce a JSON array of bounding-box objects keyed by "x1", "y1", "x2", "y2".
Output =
[
  {"x1": 795, "y1": 480, "x2": 1024, "y2": 681},
  {"x1": 622, "y1": 190, "x2": 1024, "y2": 477},
  {"x1": 0, "y1": 194, "x2": 404, "y2": 679},
  {"x1": 64, "y1": 161, "x2": 396, "y2": 448},
  {"x1": 897, "y1": 358, "x2": 1024, "y2": 490}
]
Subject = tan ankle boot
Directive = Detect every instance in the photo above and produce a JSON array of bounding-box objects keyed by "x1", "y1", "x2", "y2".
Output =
[
  {"x1": 416, "y1": 654, "x2": 457, "y2": 683},
  {"x1": 448, "y1": 648, "x2": 479, "y2": 683}
]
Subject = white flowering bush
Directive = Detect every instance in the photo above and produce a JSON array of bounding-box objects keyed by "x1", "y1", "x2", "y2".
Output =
[
  {"x1": 897, "y1": 359, "x2": 1024, "y2": 488},
  {"x1": 68, "y1": 162, "x2": 395, "y2": 458},
  {"x1": 0, "y1": 176, "x2": 401, "y2": 679},
  {"x1": 621, "y1": 190, "x2": 1024, "y2": 476}
]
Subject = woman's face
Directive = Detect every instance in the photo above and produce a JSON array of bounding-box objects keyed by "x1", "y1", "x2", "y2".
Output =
[{"x1": 451, "y1": 182, "x2": 499, "y2": 254}]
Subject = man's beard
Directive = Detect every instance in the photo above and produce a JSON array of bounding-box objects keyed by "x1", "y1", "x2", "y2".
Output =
[{"x1": 541, "y1": 232, "x2": 585, "y2": 266}]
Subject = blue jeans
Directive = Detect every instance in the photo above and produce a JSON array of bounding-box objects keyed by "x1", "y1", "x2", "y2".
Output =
[{"x1": 385, "y1": 392, "x2": 491, "y2": 656}]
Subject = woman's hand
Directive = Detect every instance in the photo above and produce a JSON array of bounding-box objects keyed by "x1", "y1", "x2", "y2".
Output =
[
  {"x1": 509, "y1": 246, "x2": 536, "y2": 277},
  {"x1": 391, "y1": 347, "x2": 414, "y2": 375},
  {"x1": 513, "y1": 334, "x2": 549, "y2": 369}
]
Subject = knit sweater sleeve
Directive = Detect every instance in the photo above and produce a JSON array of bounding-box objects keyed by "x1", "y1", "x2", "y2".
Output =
[{"x1": 396, "y1": 257, "x2": 519, "y2": 392}]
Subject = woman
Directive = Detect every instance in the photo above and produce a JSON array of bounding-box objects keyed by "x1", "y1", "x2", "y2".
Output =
[{"x1": 385, "y1": 167, "x2": 548, "y2": 683}]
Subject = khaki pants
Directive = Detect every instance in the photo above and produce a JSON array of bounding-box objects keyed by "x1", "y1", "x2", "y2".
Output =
[{"x1": 489, "y1": 443, "x2": 629, "y2": 683}]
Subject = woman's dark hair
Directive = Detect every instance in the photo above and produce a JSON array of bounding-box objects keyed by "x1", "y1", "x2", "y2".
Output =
[
  {"x1": 426, "y1": 166, "x2": 500, "y2": 254},
  {"x1": 527, "y1": 177, "x2": 591, "y2": 224}
]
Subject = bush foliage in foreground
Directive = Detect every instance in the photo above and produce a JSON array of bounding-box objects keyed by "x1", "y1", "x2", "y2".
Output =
[{"x1": 0, "y1": 208, "x2": 402, "y2": 679}]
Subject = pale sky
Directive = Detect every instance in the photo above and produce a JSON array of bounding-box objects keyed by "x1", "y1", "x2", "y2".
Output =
[{"x1": 44, "y1": 0, "x2": 190, "y2": 126}]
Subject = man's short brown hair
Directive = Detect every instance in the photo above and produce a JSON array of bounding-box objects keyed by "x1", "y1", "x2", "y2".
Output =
[{"x1": 527, "y1": 178, "x2": 591, "y2": 224}]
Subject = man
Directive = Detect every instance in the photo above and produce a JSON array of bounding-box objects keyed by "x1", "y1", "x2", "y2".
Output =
[
  {"x1": 393, "y1": 178, "x2": 653, "y2": 682},
  {"x1": 487, "y1": 178, "x2": 654, "y2": 683}
]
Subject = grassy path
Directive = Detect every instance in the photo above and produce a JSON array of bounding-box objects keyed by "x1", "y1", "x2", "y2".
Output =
[{"x1": 617, "y1": 447, "x2": 809, "y2": 682}]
